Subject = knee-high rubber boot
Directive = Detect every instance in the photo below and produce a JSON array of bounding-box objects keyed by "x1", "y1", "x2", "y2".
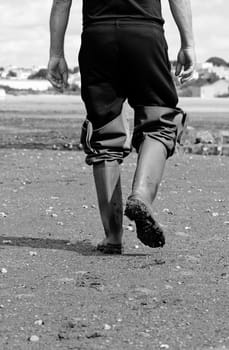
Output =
[
  {"x1": 132, "y1": 137, "x2": 167, "y2": 205},
  {"x1": 93, "y1": 160, "x2": 123, "y2": 246},
  {"x1": 125, "y1": 137, "x2": 167, "y2": 248}
]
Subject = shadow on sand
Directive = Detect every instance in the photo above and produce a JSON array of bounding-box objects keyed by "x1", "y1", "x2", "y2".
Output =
[
  {"x1": 0, "y1": 236, "x2": 156, "y2": 258},
  {"x1": 0, "y1": 236, "x2": 96, "y2": 256}
]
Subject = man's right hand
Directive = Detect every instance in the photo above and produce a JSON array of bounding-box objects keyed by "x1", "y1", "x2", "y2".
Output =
[
  {"x1": 175, "y1": 47, "x2": 196, "y2": 84},
  {"x1": 47, "y1": 56, "x2": 69, "y2": 93}
]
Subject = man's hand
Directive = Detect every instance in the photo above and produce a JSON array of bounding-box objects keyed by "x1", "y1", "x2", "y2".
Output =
[
  {"x1": 47, "y1": 56, "x2": 69, "y2": 92},
  {"x1": 175, "y1": 47, "x2": 196, "y2": 84}
]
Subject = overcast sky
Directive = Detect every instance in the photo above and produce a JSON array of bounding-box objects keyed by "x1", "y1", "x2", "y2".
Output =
[{"x1": 0, "y1": 0, "x2": 228, "y2": 68}]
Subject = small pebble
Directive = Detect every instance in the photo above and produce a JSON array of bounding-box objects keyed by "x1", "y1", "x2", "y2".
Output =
[
  {"x1": 127, "y1": 224, "x2": 134, "y2": 232},
  {"x1": 104, "y1": 324, "x2": 111, "y2": 330},
  {"x1": 28, "y1": 335, "x2": 39, "y2": 342},
  {"x1": 34, "y1": 320, "x2": 44, "y2": 326},
  {"x1": 160, "y1": 345, "x2": 169, "y2": 349},
  {"x1": 212, "y1": 212, "x2": 219, "y2": 217},
  {"x1": 1, "y1": 268, "x2": 7, "y2": 274},
  {"x1": 57, "y1": 221, "x2": 64, "y2": 226},
  {"x1": 0, "y1": 212, "x2": 7, "y2": 218},
  {"x1": 162, "y1": 208, "x2": 173, "y2": 215},
  {"x1": 2, "y1": 240, "x2": 12, "y2": 244},
  {"x1": 29, "y1": 251, "x2": 37, "y2": 257},
  {"x1": 83, "y1": 205, "x2": 88, "y2": 209}
]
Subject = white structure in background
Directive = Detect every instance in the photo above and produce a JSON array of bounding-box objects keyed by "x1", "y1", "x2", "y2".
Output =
[
  {"x1": 188, "y1": 79, "x2": 229, "y2": 98},
  {"x1": 0, "y1": 66, "x2": 35, "y2": 79},
  {"x1": 199, "y1": 62, "x2": 229, "y2": 80},
  {"x1": 201, "y1": 79, "x2": 229, "y2": 98},
  {"x1": 0, "y1": 88, "x2": 6, "y2": 99},
  {"x1": 68, "y1": 72, "x2": 81, "y2": 88},
  {"x1": 0, "y1": 79, "x2": 52, "y2": 91}
]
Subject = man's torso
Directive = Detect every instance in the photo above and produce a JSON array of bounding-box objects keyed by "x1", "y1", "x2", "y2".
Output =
[{"x1": 83, "y1": 0, "x2": 164, "y2": 26}]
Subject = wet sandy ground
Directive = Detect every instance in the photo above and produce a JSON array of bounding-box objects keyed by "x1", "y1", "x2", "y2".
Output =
[{"x1": 0, "y1": 149, "x2": 229, "y2": 349}]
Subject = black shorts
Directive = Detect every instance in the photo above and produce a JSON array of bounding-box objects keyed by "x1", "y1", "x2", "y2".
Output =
[{"x1": 79, "y1": 20, "x2": 185, "y2": 164}]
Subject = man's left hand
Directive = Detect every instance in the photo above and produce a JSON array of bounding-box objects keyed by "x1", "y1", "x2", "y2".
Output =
[{"x1": 175, "y1": 47, "x2": 196, "y2": 84}]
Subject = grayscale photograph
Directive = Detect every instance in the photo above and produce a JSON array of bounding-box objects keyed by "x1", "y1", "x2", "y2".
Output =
[{"x1": 0, "y1": 0, "x2": 229, "y2": 349}]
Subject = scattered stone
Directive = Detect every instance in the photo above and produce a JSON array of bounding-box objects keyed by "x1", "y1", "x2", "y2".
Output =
[
  {"x1": 160, "y1": 344, "x2": 169, "y2": 349},
  {"x1": 202, "y1": 145, "x2": 219, "y2": 156},
  {"x1": 51, "y1": 213, "x2": 58, "y2": 218},
  {"x1": 57, "y1": 221, "x2": 64, "y2": 226},
  {"x1": 0, "y1": 212, "x2": 7, "y2": 218},
  {"x1": 212, "y1": 212, "x2": 219, "y2": 217},
  {"x1": 28, "y1": 335, "x2": 39, "y2": 342},
  {"x1": 82, "y1": 205, "x2": 88, "y2": 209},
  {"x1": 163, "y1": 208, "x2": 174, "y2": 215},
  {"x1": 224, "y1": 221, "x2": 229, "y2": 225},
  {"x1": 29, "y1": 251, "x2": 37, "y2": 256},
  {"x1": 165, "y1": 284, "x2": 173, "y2": 290},
  {"x1": 34, "y1": 320, "x2": 44, "y2": 326},
  {"x1": 127, "y1": 224, "x2": 134, "y2": 231},
  {"x1": 2, "y1": 240, "x2": 12, "y2": 244},
  {"x1": 196, "y1": 130, "x2": 215, "y2": 144},
  {"x1": 64, "y1": 143, "x2": 73, "y2": 150},
  {"x1": 104, "y1": 324, "x2": 111, "y2": 330},
  {"x1": 1, "y1": 268, "x2": 7, "y2": 274}
]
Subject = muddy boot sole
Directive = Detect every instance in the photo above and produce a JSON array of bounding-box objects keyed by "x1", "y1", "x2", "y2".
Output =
[{"x1": 125, "y1": 197, "x2": 165, "y2": 248}]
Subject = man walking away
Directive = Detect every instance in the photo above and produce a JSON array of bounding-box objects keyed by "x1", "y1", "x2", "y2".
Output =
[{"x1": 47, "y1": 0, "x2": 196, "y2": 254}]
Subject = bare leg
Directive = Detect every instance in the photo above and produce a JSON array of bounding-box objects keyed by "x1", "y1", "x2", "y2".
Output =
[{"x1": 93, "y1": 160, "x2": 123, "y2": 246}]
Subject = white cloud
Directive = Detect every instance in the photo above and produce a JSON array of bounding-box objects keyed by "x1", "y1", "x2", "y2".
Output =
[
  {"x1": 0, "y1": 0, "x2": 228, "y2": 67},
  {"x1": 163, "y1": 0, "x2": 229, "y2": 62}
]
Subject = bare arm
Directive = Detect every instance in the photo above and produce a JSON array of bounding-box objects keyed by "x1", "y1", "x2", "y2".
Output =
[
  {"x1": 168, "y1": 0, "x2": 196, "y2": 83},
  {"x1": 47, "y1": 0, "x2": 72, "y2": 91},
  {"x1": 49, "y1": 0, "x2": 72, "y2": 57}
]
